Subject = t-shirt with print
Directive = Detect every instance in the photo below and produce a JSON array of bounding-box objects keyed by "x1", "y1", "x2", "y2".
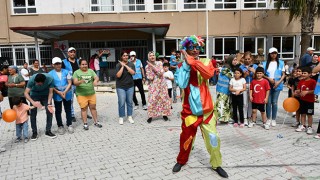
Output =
[
  {"x1": 13, "y1": 103, "x2": 30, "y2": 124},
  {"x1": 164, "y1": 70, "x2": 174, "y2": 89},
  {"x1": 8, "y1": 74, "x2": 25, "y2": 97},
  {"x1": 115, "y1": 62, "x2": 135, "y2": 89},
  {"x1": 297, "y1": 78, "x2": 316, "y2": 102},
  {"x1": 250, "y1": 79, "x2": 270, "y2": 104},
  {"x1": 72, "y1": 69, "x2": 97, "y2": 96},
  {"x1": 27, "y1": 73, "x2": 54, "y2": 96},
  {"x1": 229, "y1": 78, "x2": 246, "y2": 95},
  {"x1": 99, "y1": 54, "x2": 109, "y2": 68},
  {"x1": 267, "y1": 61, "x2": 285, "y2": 79}
]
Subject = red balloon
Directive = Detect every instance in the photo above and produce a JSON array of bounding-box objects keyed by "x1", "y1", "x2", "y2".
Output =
[
  {"x1": 283, "y1": 97, "x2": 300, "y2": 112},
  {"x1": 2, "y1": 109, "x2": 17, "y2": 123}
]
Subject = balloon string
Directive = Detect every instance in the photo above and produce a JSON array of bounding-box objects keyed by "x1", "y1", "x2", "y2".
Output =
[{"x1": 280, "y1": 112, "x2": 288, "y2": 130}]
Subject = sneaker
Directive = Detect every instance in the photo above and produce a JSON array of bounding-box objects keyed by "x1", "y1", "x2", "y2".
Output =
[
  {"x1": 128, "y1": 116, "x2": 134, "y2": 124},
  {"x1": 15, "y1": 137, "x2": 21, "y2": 143},
  {"x1": 306, "y1": 127, "x2": 313, "y2": 135},
  {"x1": 244, "y1": 119, "x2": 248, "y2": 126},
  {"x1": 119, "y1": 118, "x2": 124, "y2": 125},
  {"x1": 87, "y1": 115, "x2": 92, "y2": 119},
  {"x1": 239, "y1": 123, "x2": 244, "y2": 128},
  {"x1": 0, "y1": 147, "x2": 6, "y2": 152},
  {"x1": 314, "y1": 134, "x2": 320, "y2": 139},
  {"x1": 71, "y1": 117, "x2": 76, "y2": 122},
  {"x1": 31, "y1": 133, "x2": 38, "y2": 141},
  {"x1": 147, "y1": 118, "x2": 152, "y2": 123},
  {"x1": 263, "y1": 124, "x2": 270, "y2": 130},
  {"x1": 83, "y1": 124, "x2": 89, "y2": 130},
  {"x1": 248, "y1": 121, "x2": 255, "y2": 128},
  {"x1": 68, "y1": 126, "x2": 74, "y2": 134},
  {"x1": 45, "y1": 131, "x2": 57, "y2": 139},
  {"x1": 296, "y1": 125, "x2": 306, "y2": 132},
  {"x1": 134, "y1": 105, "x2": 139, "y2": 110},
  {"x1": 233, "y1": 123, "x2": 239, "y2": 127},
  {"x1": 271, "y1": 120, "x2": 276, "y2": 127},
  {"x1": 142, "y1": 105, "x2": 148, "y2": 110},
  {"x1": 24, "y1": 138, "x2": 29, "y2": 143},
  {"x1": 266, "y1": 119, "x2": 271, "y2": 126},
  {"x1": 94, "y1": 122, "x2": 103, "y2": 128},
  {"x1": 163, "y1": 116, "x2": 168, "y2": 121},
  {"x1": 291, "y1": 121, "x2": 300, "y2": 127},
  {"x1": 58, "y1": 126, "x2": 65, "y2": 135},
  {"x1": 172, "y1": 163, "x2": 184, "y2": 173}
]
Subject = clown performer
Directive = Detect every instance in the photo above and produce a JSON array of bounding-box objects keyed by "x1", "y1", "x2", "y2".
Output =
[{"x1": 172, "y1": 35, "x2": 228, "y2": 178}]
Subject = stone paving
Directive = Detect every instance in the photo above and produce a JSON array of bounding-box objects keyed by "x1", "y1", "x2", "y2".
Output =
[{"x1": 0, "y1": 86, "x2": 319, "y2": 180}]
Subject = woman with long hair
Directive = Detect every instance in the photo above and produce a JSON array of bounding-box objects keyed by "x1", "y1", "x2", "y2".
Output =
[
  {"x1": 262, "y1": 47, "x2": 285, "y2": 128},
  {"x1": 115, "y1": 51, "x2": 136, "y2": 125},
  {"x1": 145, "y1": 51, "x2": 171, "y2": 123}
]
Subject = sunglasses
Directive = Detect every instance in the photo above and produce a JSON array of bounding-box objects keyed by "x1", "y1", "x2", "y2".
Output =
[{"x1": 187, "y1": 45, "x2": 201, "y2": 51}]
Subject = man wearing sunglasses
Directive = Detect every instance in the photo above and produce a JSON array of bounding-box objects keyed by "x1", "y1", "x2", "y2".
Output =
[{"x1": 173, "y1": 35, "x2": 228, "y2": 178}]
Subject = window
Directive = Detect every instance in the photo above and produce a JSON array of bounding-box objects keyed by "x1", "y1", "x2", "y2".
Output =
[
  {"x1": 156, "y1": 40, "x2": 164, "y2": 55},
  {"x1": 272, "y1": 36, "x2": 295, "y2": 59},
  {"x1": 90, "y1": 0, "x2": 114, "y2": 12},
  {"x1": 312, "y1": 36, "x2": 320, "y2": 52},
  {"x1": 154, "y1": 0, "x2": 177, "y2": 11},
  {"x1": 165, "y1": 40, "x2": 177, "y2": 57},
  {"x1": 122, "y1": 0, "x2": 145, "y2": 11},
  {"x1": 184, "y1": 0, "x2": 206, "y2": 10},
  {"x1": 243, "y1": 37, "x2": 265, "y2": 55},
  {"x1": 214, "y1": 37, "x2": 237, "y2": 60},
  {"x1": 12, "y1": 0, "x2": 36, "y2": 14},
  {"x1": 243, "y1": 0, "x2": 267, "y2": 9},
  {"x1": 214, "y1": 0, "x2": 237, "y2": 9}
]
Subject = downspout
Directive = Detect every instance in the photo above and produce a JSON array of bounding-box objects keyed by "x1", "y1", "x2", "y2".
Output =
[{"x1": 5, "y1": 0, "x2": 11, "y2": 44}]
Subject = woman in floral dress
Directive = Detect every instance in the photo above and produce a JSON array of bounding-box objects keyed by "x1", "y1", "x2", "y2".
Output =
[{"x1": 146, "y1": 51, "x2": 171, "y2": 123}]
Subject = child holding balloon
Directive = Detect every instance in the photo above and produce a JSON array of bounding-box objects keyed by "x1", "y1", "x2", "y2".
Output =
[
  {"x1": 289, "y1": 67, "x2": 303, "y2": 127},
  {"x1": 12, "y1": 97, "x2": 35, "y2": 143},
  {"x1": 295, "y1": 66, "x2": 316, "y2": 135}
]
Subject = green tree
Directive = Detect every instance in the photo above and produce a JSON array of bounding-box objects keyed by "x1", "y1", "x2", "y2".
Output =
[{"x1": 275, "y1": 0, "x2": 320, "y2": 62}]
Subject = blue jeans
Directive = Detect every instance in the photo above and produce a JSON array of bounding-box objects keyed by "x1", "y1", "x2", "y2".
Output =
[
  {"x1": 54, "y1": 99, "x2": 72, "y2": 127},
  {"x1": 95, "y1": 70, "x2": 100, "y2": 79},
  {"x1": 30, "y1": 95, "x2": 53, "y2": 133},
  {"x1": 16, "y1": 121, "x2": 28, "y2": 139},
  {"x1": 266, "y1": 89, "x2": 281, "y2": 120},
  {"x1": 71, "y1": 85, "x2": 76, "y2": 117},
  {"x1": 116, "y1": 87, "x2": 134, "y2": 117}
]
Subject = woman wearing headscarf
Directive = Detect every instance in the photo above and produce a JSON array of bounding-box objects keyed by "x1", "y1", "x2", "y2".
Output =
[{"x1": 6, "y1": 65, "x2": 28, "y2": 108}]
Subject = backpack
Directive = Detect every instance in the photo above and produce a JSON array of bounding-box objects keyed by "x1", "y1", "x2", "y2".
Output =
[{"x1": 89, "y1": 57, "x2": 95, "y2": 71}]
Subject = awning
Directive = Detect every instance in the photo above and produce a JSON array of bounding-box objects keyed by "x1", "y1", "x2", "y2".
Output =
[{"x1": 10, "y1": 21, "x2": 170, "y2": 40}]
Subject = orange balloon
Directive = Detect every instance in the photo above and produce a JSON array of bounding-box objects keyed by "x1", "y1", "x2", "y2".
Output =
[
  {"x1": 2, "y1": 109, "x2": 17, "y2": 123},
  {"x1": 283, "y1": 97, "x2": 300, "y2": 112}
]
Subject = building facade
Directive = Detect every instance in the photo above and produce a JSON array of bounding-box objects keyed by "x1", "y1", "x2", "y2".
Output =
[{"x1": 1, "y1": 0, "x2": 320, "y2": 68}]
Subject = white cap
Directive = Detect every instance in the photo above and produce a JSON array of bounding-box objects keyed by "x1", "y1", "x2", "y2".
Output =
[
  {"x1": 52, "y1": 57, "x2": 62, "y2": 64},
  {"x1": 307, "y1": 47, "x2": 315, "y2": 51},
  {"x1": 129, "y1": 51, "x2": 136, "y2": 56},
  {"x1": 268, "y1": 47, "x2": 278, "y2": 54},
  {"x1": 68, "y1": 47, "x2": 76, "y2": 52}
]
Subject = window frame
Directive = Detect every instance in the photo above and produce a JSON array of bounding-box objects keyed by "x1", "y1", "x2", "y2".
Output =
[
  {"x1": 183, "y1": 0, "x2": 207, "y2": 10},
  {"x1": 90, "y1": 0, "x2": 115, "y2": 12},
  {"x1": 242, "y1": 36, "x2": 266, "y2": 55},
  {"x1": 121, "y1": 0, "x2": 146, "y2": 12},
  {"x1": 213, "y1": 0, "x2": 238, "y2": 10},
  {"x1": 242, "y1": 0, "x2": 268, "y2": 10},
  {"x1": 213, "y1": 37, "x2": 238, "y2": 61},
  {"x1": 11, "y1": 0, "x2": 37, "y2": 15},
  {"x1": 272, "y1": 36, "x2": 295, "y2": 60},
  {"x1": 153, "y1": 0, "x2": 177, "y2": 11},
  {"x1": 311, "y1": 35, "x2": 320, "y2": 54}
]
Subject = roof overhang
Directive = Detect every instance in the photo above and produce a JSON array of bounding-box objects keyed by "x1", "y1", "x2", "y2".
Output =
[{"x1": 10, "y1": 21, "x2": 170, "y2": 40}]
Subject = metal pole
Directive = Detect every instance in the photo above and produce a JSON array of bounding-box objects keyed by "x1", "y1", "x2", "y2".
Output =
[
  {"x1": 152, "y1": 31, "x2": 156, "y2": 52},
  {"x1": 206, "y1": 7, "x2": 209, "y2": 59},
  {"x1": 34, "y1": 32, "x2": 41, "y2": 66}
]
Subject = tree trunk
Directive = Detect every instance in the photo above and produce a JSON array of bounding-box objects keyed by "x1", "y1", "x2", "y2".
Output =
[{"x1": 299, "y1": 0, "x2": 317, "y2": 65}]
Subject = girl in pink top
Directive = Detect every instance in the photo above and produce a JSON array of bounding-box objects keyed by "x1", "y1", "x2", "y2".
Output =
[{"x1": 12, "y1": 97, "x2": 34, "y2": 143}]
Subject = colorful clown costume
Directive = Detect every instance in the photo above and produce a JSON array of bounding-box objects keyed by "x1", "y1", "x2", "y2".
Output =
[{"x1": 175, "y1": 57, "x2": 222, "y2": 169}]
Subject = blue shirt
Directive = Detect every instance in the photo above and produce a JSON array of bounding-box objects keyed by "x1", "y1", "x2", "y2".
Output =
[
  {"x1": 301, "y1": 53, "x2": 312, "y2": 67},
  {"x1": 170, "y1": 55, "x2": 178, "y2": 66},
  {"x1": 239, "y1": 64, "x2": 258, "y2": 83}
]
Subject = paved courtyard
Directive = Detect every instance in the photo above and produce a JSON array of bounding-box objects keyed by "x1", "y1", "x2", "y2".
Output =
[{"x1": 0, "y1": 86, "x2": 319, "y2": 180}]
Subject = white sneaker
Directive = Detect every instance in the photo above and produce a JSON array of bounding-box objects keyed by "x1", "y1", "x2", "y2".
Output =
[
  {"x1": 244, "y1": 119, "x2": 248, "y2": 126},
  {"x1": 296, "y1": 125, "x2": 306, "y2": 132},
  {"x1": 58, "y1": 126, "x2": 65, "y2": 135},
  {"x1": 119, "y1": 117, "x2": 124, "y2": 125},
  {"x1": 142, "y1": 105, "x2": 148, "y2": 110},
  {"x1": 263, "y1": 124, "x2": 270, "y2": 130},
  {"x1": 266, "y1": 119, "x2": 271, "y2": 126},
  {"x1": 134, "y1": 105, "x2": 139, "y2": 110},
  {"x1": 291, "y1": 121, "x2": 300, "y2": 127},
  {"x1": 306, "y1": 127, "x2": 313, "y2": 135},
  {"x1": 271, "y1": 120, "x2": 276, "y2": 127},
  {"x1": 248, "y1": 121, "x2": 255, "y2": 128},
  {"x1": 0, "y1": 147, "x2": 6, "y2": 152},
  {"x1": 314, "y1": 134, "x2": 320, "y2": 139},
  {"x1": 68, "y1": 126, "x2": 74, "y2": 134},
  {"x1": 128, "y1": 116, "x2": 134, "y2": 124}
]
